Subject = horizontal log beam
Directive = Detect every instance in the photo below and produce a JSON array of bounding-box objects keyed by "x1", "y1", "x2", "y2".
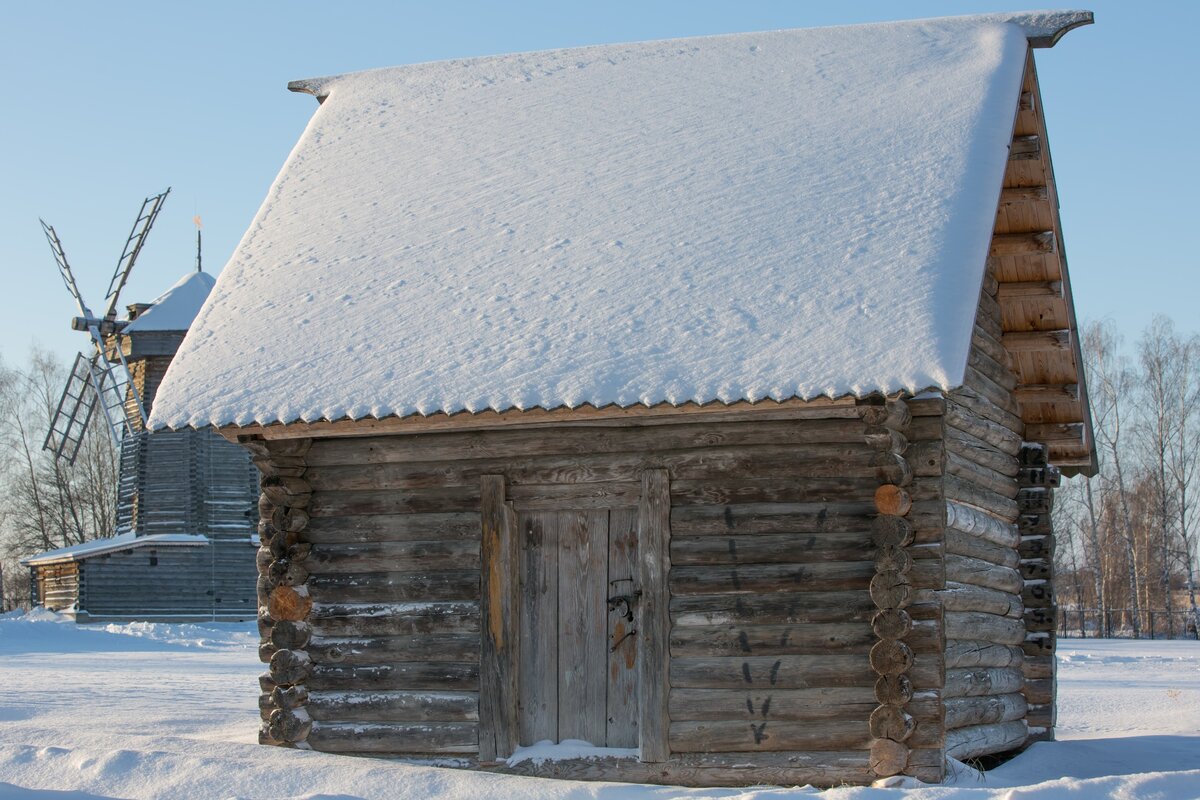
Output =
[
  {"x1": 932, "y1": 581, "x2": 1022, "y2": 617},
  {"x1": 945, "y1": 639, "x2": 1024, "y2": 669},
  {"x1": 996, "y1": 279, "x2": 1063, "y2": 300},
  {"x1": 944, "y1": 611, "x2": 1027, "y2": 645},
  {"x1": 669, "y1": 719, "x2": 870, "y2": 752},
  {"x1": 670, "y1": 655, "x2": 876, "y2": 690},
  {"x1": 671, "y1": 591, "x2": 875, "y2": 627},
  {"x1": 669, "y1": 619, "x2": 941, "y2": 658},
  {"x1": 999, "y1": 185, "x2": 1047, "y2": 205},
  {"x1": 1002, "y1": 329, "x2": 1071, "y2": 352},
  {"x1": 307, "y1": 633, "x2": 480, "y2": 664},
  {"x1": 307, "y1": 690, "x2": 478, "y2": 722},
  {"x1": 1013, "y1": 384, "x2": 1080, "y2": 404},
  {"x1": 306, "y1": 661, "x2": 479, "y2": 692},
  {"x1": 944, "y1": 692, "x2": 1027, "y2": 730},
  {"x1": 944, "y1": 720, "x2": 1028, "y2": 760},
  {"x1": 668, "y1": 686, "x2": 876, "y2": 722},
  {"x1": 1008, "y1": 135, "x2": 1041, "y2": 161},
  {"x1": 990, "y1": 232, "x2": 1055, "y2": 258},
  {"x1": 944, "y1": 667, "x2": 1024, "y2": 699},
  {"x1": 945, "y1": 554, "x2": 1023, "y2": 595},
  {"x1": 307, "y1": 721, "x2": 478, "y2": 753},
  {"x1": 669, "y1": 561, "x2": 875, "y2": 596}
]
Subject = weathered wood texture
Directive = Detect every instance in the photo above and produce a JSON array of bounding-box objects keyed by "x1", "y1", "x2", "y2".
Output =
[
  {"x1": 938, "y1": 301, "x2": 1037, "y2": 759},
  {"x1": 254, "y1": 402, "x2": 960, "y2": 783},
  {"x1": 478, "y1": 475, "x2": 517, "y2": 761},
  {"x1": 859, "y1": 399, "x2": 941, "y2": 781}
]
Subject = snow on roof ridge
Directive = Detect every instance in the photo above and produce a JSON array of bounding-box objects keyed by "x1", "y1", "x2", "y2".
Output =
[
  {"x1": 287, "y1": 10, "x2": 1092, "y2": 100},
  {"x1": 124, "y1": 270, "x2": 216, "y2": 333}
]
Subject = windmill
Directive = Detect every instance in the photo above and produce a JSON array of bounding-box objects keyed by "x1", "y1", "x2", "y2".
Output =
[{"x1": 40, "y1": 188, "x2": 170, "y2": 465}]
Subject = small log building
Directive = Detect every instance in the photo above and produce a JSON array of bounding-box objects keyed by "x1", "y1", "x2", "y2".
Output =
[
  {"x1": 24, "y1": 272, "x2": 260, "y2": 622},
  {"x1": 150, "y1": 12, "x2": 1096, "y2": 786}
]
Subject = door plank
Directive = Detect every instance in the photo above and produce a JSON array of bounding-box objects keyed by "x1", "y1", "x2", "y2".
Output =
[
  {"x1": 607, "y1": 507, "x2": 639, "y2": 747},
  {"x1": 557, "y1": 510, "x2": 608, "y2": 744},
  {"x1": 638, "y1": 469, "x2": 672, "y2": 762},
  {"x1": 518, "y1": 511, "x2": 558, "y2": 745},
  {"x1": 479, "y1": 475, "x2": 518, "y2": 761}
]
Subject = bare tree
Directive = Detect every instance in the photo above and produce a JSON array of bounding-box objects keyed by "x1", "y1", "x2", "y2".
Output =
[
  {"x1": 0, "y1": 349, "x2": 120, "y2": 607},
  {"x1": 1084, "y1": 321, "x2": 1144, "y2": 635}
]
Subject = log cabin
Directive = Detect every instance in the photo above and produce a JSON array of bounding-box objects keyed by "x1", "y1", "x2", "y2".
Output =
[
  {"x1": 23, "y1": 271, "x2": 260, "y2": 622},
  {"x1": 149, "y1": 11, "x2": 1096, "y2": 786}
]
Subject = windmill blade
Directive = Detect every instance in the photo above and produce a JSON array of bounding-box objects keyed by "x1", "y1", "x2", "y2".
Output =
[
  {"x1": 39, "y1": 219, "x2": 95, "y2": 320},
  {"x1": 87, "y1": 348, "x2": 146, "y2": 446},
  {"x1": 102, "y1": 187, "x2": 170, "y2": 321},
  {"x1": 43, "y1": 352, "x2": 100, "y2": 465}
]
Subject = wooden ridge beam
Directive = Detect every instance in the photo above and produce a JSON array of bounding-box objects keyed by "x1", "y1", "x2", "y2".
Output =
[
  {"x1": 1001, "y1": 330, "x2": 1070, "y2": 352},
  {"x1": 990, "y1": 233, "x2": 1056, "y2": 258}
]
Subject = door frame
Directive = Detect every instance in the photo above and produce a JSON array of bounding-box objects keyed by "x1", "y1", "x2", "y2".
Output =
[{"x1": 478, "y1": 469, "x2": 672, "y2": 763}]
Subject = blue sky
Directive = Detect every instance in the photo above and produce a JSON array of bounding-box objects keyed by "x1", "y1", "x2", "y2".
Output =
[{"x1": 2, "y1": 1, "x2": 1196, "y2": 363}]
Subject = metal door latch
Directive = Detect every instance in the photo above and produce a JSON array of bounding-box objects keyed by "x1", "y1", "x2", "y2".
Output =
[
  {"x1": 610, "y1": 627, "x2": 637, "y2": 652},
  {"x1": 607, "y1": 590, "x2": 641, "y2": 623}
]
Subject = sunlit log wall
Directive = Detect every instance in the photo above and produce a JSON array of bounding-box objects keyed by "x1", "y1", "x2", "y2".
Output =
[{"x1": 242, "y1": 399, "x2": 953, "y2": 786}]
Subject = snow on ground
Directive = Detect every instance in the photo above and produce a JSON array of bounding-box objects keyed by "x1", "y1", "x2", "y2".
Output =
[{"x1": 1, "y1": 609, "x2": 1198, "y2": 799}]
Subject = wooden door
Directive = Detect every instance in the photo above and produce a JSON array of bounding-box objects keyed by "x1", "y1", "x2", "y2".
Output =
[{"x1": 516, "y1": 508, "x2": 639, "y2": 747}]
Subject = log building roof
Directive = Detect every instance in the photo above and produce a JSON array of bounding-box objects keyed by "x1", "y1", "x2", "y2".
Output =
[{"x1": 151, "y1": 11, "x2": 1093, "y2": 457}]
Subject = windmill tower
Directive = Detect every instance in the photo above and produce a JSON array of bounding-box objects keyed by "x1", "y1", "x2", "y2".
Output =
[{"x1": 26, "y1": 192, "x2": 259, "y2": 622}]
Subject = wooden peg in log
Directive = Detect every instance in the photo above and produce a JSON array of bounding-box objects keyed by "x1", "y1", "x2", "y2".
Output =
[
  {"x1": 268, "y1": 707, "x2": 312, "y2": 743},
  {"x1": 871, "y1": 516, "x2": 914, "y2": 548},
  {"x1": 870, "y1": 705, "x2": 917, "y2": 742},
  {"x1": 870, "y1": 571, "x2": 912, "y2": 610},
  {"x1": 268, "y1": 559, "x2": 310, "y2": 588},
  {"x1": 864, "y1": 426, "x2": 908, "y2": 454},
  {"x1": 873, "y1": 452, "x2": 913, "y2": 487},
  {"x1": 271, "y1": 620, "x2": 312, "y2": 651},
  {"x1": 269, "y1": 684, "x2": 309, "y2": 710},
  {"x1": 268, "y1": 585, "x2": 312, "y2": 622},
  {"x1": 874, "y1": 485, "x2": 912, "y2": 516},
  {"x1": 875, "y1": 674, "x2": 914, "y2": 706},
  {"x1": 271, "y1": 506, "x2": 311, "y2": 533},
  {"x1": 869, "y1": 639, "x2": 915, "y2": 676},
  {"x1": 872, "y1": 608, "x2": 913, "y2": 640},
  {"x1": 269, "y1": 648, "x2": 313, "y2": 685},
  {"x1": 874, "y1": 545, "x2": 913, "y2": 575},
  {"x1": 869, "y1": 737, "x2": 909, "y2": 776}
]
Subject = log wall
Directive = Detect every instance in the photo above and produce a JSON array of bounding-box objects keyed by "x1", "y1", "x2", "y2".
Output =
[
  {"x1": 940, "y1": 278, "x2": 1032, "y2": 762},
  {"x1": 245, "y1": 402, "x2": 949, "y2": 786},
  {"x1": 33, "y1": 562, "x2": 79, "y2": 612}
]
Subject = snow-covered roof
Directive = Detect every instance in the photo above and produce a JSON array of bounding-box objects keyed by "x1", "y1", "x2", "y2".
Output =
[
  {"x1": 21, "y1": 533, "x2": 209, "y2": 567},
  {"x1": 150, "y1": 11, "x2": 1092, "y2": 430},
  {"x1": 124, "y1": 271, "x2": 215, "y2": 333}
]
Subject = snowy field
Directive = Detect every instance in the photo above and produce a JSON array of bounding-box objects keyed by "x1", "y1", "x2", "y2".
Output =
[{"x1": 0, "y1": 610, "x2": 1197, "y2": 800}]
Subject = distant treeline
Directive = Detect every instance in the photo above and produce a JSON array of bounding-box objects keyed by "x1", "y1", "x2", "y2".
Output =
[{"x1": 1054, "y1": 318, "x2": 1200, "y2": 638}]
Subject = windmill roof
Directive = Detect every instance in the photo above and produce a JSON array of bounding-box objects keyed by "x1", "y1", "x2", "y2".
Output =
[
  {"x1": 149, "y1": 11, "x2": 1091, "y2": 430},
  {"x1": 124, "y1": 271, "x2": 215, "y2": 333},
  {"x1": 20, "y1": 533, "x2": 209, "y2": 567}
]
